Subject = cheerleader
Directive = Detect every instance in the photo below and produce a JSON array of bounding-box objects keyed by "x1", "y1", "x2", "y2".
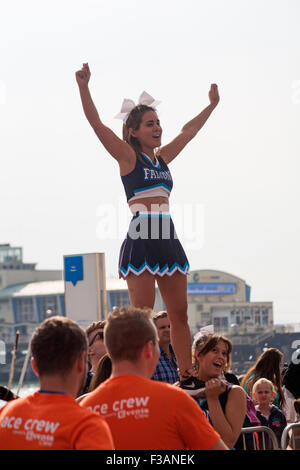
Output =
[{"x1": 75, "y1": 63, "x2": 219, "y2": 392}]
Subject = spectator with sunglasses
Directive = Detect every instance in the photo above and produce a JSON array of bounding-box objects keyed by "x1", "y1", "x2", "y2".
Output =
[{"x1": 81, "y1": 321, "x2": 107, "y2": 395}]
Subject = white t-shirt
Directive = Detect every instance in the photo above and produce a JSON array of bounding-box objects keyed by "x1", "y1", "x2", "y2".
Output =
[{"x1": 283, "y1": 386, "x2": 296, "y2": 423}]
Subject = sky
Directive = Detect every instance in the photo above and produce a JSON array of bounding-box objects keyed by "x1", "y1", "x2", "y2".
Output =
[{"x1": 1, "y1": 0, "x2": 299, "y2": 324}]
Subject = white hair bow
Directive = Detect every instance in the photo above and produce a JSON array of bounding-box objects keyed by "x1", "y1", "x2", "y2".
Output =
[
  {"x1": 193, "y1": 325, "x2": 214, "y2": 343},
  {"x1": 114, "y1": 91, "x2": 161, "y2": 123}
]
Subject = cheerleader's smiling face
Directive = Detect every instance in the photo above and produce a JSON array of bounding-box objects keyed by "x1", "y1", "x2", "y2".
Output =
[{"x1": 130, "y1": 110, "x2": 162, "y2": 151}]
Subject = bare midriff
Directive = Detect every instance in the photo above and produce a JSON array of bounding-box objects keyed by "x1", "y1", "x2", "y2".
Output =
[{"x1": 128, "y1": 196, "x2": 169, "y2": 213}]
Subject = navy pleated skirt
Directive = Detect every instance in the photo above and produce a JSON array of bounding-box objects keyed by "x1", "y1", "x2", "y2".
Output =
[{"x1": 118, "y1": 212, "x2": 190, "y2": 279}]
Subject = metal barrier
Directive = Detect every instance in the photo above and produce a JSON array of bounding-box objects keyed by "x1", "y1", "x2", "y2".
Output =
[
  {"x1": 281, "y1": 423, "x2": 300, "y2": 450},
  {"x1": 239, "y1": 426, "x2": 279, "y2": 450}
]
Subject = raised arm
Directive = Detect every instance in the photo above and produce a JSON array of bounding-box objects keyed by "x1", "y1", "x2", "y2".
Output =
[
  {"x1": 159, "y1": 84, "x2": 220, "y2": 164},
  {"x1": 75, "y1": 63, "x2": 134, "y2": 167}
]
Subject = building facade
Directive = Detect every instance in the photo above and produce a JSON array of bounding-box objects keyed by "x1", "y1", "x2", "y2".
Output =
[
  {"x1": 0, "y1": 244, "x2": 164, "y2": 344},
  {"x1": 187, "y1": 269, "x2": 273, "y2": 337},
  {"x1": 0, "y1": 244, "x2": 63, "y2": 343},
  {"x1": 0, "y1": 244, "x2": 274, "y2": 344}
]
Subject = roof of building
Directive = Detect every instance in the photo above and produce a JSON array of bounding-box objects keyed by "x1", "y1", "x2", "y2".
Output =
[{"x1": 0, "y1": 277, "x2": 129, "y2": 298}]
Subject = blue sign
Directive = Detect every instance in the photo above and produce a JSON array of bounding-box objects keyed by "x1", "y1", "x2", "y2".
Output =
[
  {"x1": 187, "y1": 283, "x2": 236, "y2": 295},
  {"x1": 64, "y1": 256, "x2": 84, "y2": 286}
]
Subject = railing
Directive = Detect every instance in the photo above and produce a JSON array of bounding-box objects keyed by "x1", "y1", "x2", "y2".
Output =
[
  {"x1": 239, "y1": 426, "x2": 279, "y2": 450},
  {"x1": 281, "y1": 423, "x2": 300, "y2": 450},
  {"x1": 251, "y1": 330, "x2": 275, "y2": 345}
]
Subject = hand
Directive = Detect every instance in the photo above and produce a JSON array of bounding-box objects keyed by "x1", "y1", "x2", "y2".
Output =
[
  {"x1": 76, "y1": 63, "x2": 91, "y2": 88},
  {"x1": 205, "y1": 378, "x2": 226, "y2": 400},
  {"x1": 208, "y1": 83, "x2": 219, "y2": 107}
]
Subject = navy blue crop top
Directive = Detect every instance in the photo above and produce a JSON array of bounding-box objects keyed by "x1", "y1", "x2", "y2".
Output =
[{"x1": 121, "y1": 152, "x2": 173, "y2": 203}]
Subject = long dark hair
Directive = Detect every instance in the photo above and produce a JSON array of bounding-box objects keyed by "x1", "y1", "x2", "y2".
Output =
[
  {"x1": 88, "y1": 353, "x2": 112, "y2": 391},
  {"x1": 241, "y1": 348, "x2": 285, "y2": 407},
  {"x1": 122, "y1": 104, "x2": 157, "y2": 165}
]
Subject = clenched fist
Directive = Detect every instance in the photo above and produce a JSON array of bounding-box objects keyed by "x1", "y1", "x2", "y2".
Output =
[
  {"x1": 209, "y1": 84, "x2": 220, "y2": 107},
  {"x1": 75, "y1": 63, "x2": 91, "y2": 88},
  {"x1": 205, "y1": 378, "x2": 226, "y2": 400}
]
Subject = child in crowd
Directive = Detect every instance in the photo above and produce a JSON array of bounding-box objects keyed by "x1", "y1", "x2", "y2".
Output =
[{"x1": 252, "y1": 378, "x2": 287, "y2": 448}]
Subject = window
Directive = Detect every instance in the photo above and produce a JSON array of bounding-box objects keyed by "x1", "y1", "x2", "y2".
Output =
[
  {"x1": 213, "y1": 317, "x2": 229, "y2": 332},
  {"x1": 255, "y1": 312, "x2": 261, "y2": 325},
  {"x1": 0, "y1": 247, "x2": 22, "y2": 264},
  {"x1": 39, "y1": 296, "x2": 59, "y2": 320},
  {"x1": 15, "y1": 298, "x2": 36, "y2": 322},
  {"x1": 262, "y1": 308, "x2": 269, "y2": 325},
  {"x1": 109, "y1": 291, "x2": 130, "y2": 310}
]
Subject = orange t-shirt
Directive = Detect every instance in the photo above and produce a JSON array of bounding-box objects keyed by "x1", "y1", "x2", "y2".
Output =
[
  {"x1": 80, "y1": 374, "x2": 220, "y2": 450},
  {"x1": 0, "y1": 391, "x2": 114, "y2": 450}
]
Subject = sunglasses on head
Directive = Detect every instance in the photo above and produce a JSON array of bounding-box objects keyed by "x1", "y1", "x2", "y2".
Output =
[{"x1": 89, "y1": 331, "x2": 104, "y2": 347}]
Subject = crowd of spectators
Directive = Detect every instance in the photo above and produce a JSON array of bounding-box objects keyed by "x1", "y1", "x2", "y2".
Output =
[{"x1": 0, "y1": 307, "x2": 299, "y2": 451}]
